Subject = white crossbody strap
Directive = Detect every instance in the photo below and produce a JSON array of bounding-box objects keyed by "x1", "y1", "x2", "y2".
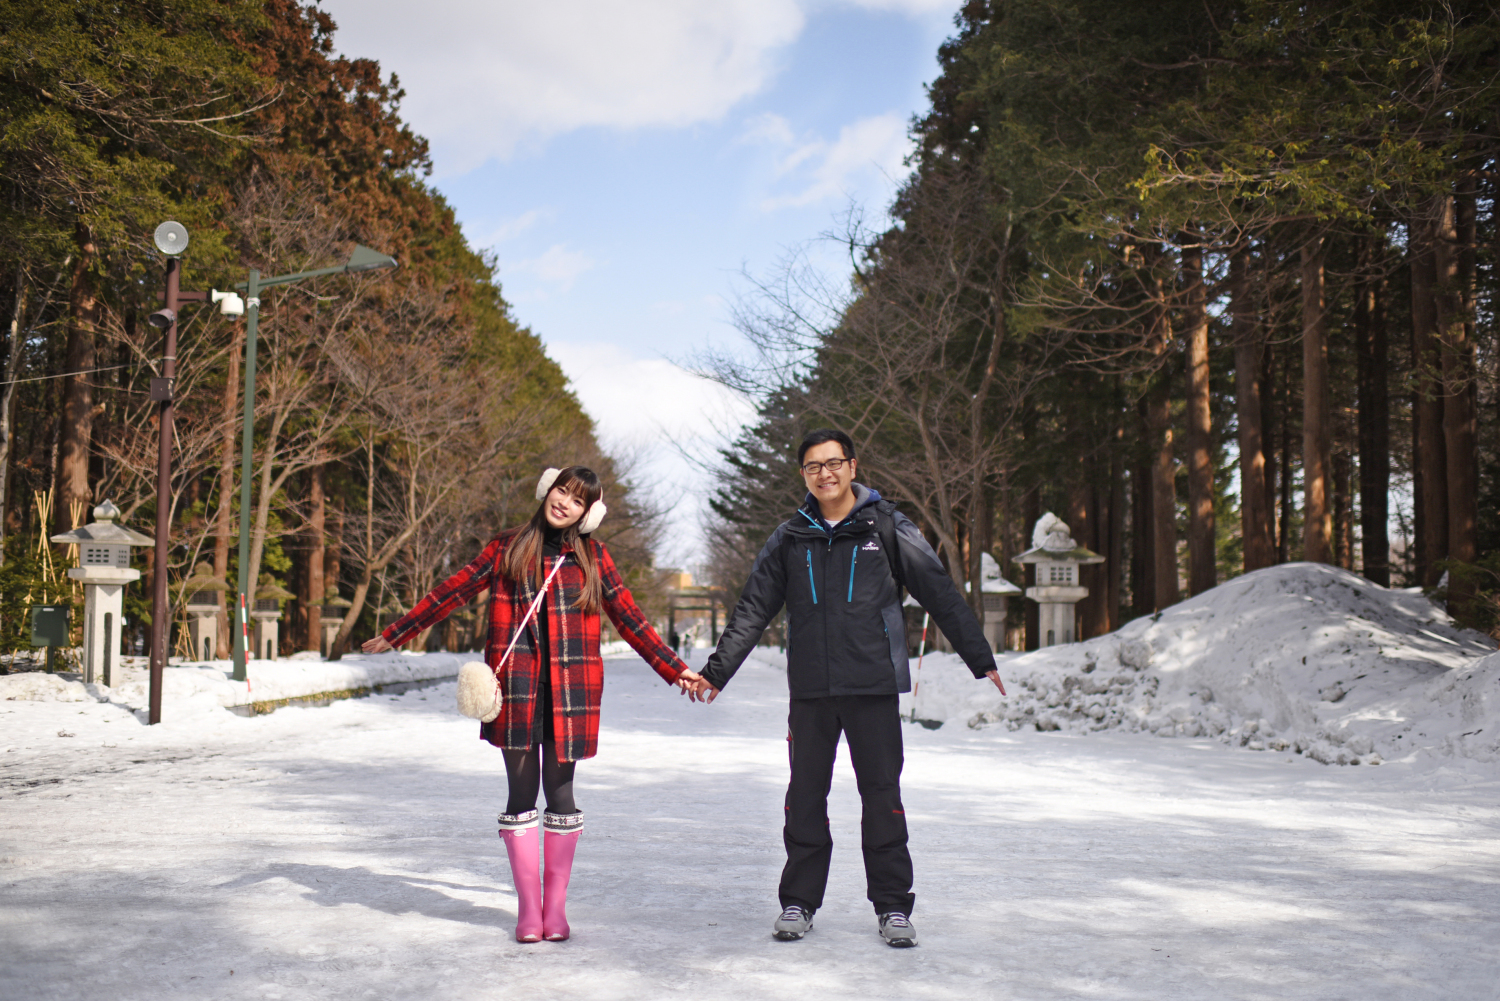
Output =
[{"x1": 496, "y1": 556, "x2": 566, "y2": 669}]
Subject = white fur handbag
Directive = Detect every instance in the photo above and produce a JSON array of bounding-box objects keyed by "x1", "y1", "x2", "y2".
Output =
[{"x1": 456, "y1": 556, "x2": 566, "y2": 723}]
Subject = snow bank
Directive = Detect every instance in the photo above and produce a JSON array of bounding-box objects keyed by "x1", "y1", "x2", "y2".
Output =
[
  {"x1": 0, "y1": 651, "x2": 466, "y2": 718},
  {"x1": 0, "y1": 672, "x2": 95, "y2": 703},
  {"x1": 904, "y1": 563, "x2": 1499, "y2": 766}
]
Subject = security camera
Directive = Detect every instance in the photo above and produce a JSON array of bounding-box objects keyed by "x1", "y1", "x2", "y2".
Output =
[
  {"x1": 211, "y1": 290, "x2": 245, "y2": 317},
  {"x1": 147, "y1": 308, "x2": 176, "y2": 330}
]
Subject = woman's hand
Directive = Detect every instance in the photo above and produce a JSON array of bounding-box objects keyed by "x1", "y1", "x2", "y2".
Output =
[{"x1": 362, "y1": 635, "x2": 394, "y2": 654}]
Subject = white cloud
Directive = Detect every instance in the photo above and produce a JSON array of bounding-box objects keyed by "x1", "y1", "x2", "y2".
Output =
[
  {"x1": 547, "y1": 341, "x2": 753, "y2": 447},
  {"x1": 479, "y1": 208, "x2": 548, "y2": 246},
  {"x1": 756, "y1": 111, "x2": 913, "y2": 210},
  {"x1": 321, "y1": 0, "x2": 809, "y2": 169},
  {"x1": 506, "y1": 244, "x2": 596, "y2": 290},
  {"x1": 546, "y1": 341, "x2": 757, "y2": 564},
  {"x1": 840, "y1": 0, "x2": 957, "y2": 12}
]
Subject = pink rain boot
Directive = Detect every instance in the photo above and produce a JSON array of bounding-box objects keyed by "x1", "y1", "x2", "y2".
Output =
[
  {"x1": 542, "y1": 811, "x2": 584, "y2": 941},
  {"x1": 498, "y1": 810, "x2": 542, "y2": 943}
]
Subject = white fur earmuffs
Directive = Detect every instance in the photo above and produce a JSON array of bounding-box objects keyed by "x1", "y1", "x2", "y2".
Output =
[{"x1": 536, "y1": 467, "x2": 606, "y2": 534}]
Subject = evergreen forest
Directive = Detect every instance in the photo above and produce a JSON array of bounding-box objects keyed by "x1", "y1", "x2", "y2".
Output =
[{"x1": 706, "y1": 0, "x2": 1500, "y2": 644}]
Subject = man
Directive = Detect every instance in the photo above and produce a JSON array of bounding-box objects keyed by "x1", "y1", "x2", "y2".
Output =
[{"x1": 689, "y1": 429, "x2": 1005, "y2": 948}]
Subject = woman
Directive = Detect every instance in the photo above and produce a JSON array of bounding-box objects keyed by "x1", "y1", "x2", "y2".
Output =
[{"x1": 364, "y1": 466, "x2": 703, "y2": 943}]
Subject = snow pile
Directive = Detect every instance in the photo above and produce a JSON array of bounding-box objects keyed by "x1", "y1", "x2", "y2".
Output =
[
  {"x1": 0, "y1": 672, "x2": 95, "y2": 703},
  {"x1": 904, "y1": 563, "x2": 1499, "y2": 766},
  {"x1": 0, "y1": 651, "x2": 466, "y2": 718}
]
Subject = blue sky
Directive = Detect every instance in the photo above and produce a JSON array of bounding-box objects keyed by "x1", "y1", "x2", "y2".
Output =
[{"x1": 317, "y1": 0, "x2": 960, "y2": 562}]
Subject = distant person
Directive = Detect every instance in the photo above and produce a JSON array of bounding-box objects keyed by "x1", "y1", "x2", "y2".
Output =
[
  {"x1": 683, "y1": 429, "x2": 1004, "y2": 948},
  {"x1": 669, "y1": 628, "x2": 680, "y2": 654},
  {"x1": 366, "y1": 466, "x2": 705, "y2": 943}
]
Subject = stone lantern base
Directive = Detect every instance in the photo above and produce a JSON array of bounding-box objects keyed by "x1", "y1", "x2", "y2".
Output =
[
  {"x1": 67, "y1": 566, "x2": 139, "y2": 685},
  {"x1": 1025, "y1": 584, "x2": 1088, "y2": 647},
  {"x1": 251, "y1": 611, "x2": 281, "y2": 661}
]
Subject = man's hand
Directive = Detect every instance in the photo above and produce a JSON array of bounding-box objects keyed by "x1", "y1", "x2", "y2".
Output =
[
  {"x1": 678, "y1": 673, "x2": 719, "y2": 704},
  {"x1": 362, "y1": 636, "x2": 394, "y2": 654},
  {"x1": 985, "y1": 669, "x2": 1006, "y2": 696}
]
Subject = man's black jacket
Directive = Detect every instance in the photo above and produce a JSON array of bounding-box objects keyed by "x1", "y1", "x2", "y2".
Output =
[{"x1": 702, "y1": 484, "x2": 998, "y2": 698}]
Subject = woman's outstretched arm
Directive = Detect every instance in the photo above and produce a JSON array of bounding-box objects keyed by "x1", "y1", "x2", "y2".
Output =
[{"x1": 366, "y1": 536, "x2": 504, "y2": 653}]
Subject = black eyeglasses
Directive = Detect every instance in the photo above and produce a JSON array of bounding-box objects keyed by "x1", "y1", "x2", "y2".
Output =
[{"x1": 800, "y1": 457, "x2": 850, "y2": 476}]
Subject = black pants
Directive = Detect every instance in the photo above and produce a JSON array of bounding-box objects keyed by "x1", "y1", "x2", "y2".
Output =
[
  {"x1": 779, "y1": 694, "x2": 914, "y2": 916},
  {"x1": 502, "y1": 743, "x2": 577, "y2": 816}
]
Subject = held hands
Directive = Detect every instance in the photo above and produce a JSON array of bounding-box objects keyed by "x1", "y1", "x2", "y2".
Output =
[
  {"x1": 362, "y1": 635, "x2": 394, "y2": 654},
  {"x1": 675, "y1": 670, "x2": 720, "y2": 704}
]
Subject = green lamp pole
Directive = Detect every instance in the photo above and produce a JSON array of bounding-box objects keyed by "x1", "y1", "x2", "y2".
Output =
[{"x1": 230, "y1": 246, "x2": 398, "y2": 680}]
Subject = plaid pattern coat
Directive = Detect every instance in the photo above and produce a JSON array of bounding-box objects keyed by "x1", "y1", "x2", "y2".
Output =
[{"x1": 381, "y1": 531, "x2": 688, "y2": 761}]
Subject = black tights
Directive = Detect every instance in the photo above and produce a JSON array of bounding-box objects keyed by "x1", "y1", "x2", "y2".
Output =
[{"x1": 502, "y1": 742, "x2": 578, "y2": 816}]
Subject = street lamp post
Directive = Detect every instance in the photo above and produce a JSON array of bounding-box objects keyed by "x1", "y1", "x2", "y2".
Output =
[
  {"x1": 146, "y1": 221, "x2": 246, "y2": 724},
  {"x1": 230, "y1": 246, "x2": 398, "y2": 680}
]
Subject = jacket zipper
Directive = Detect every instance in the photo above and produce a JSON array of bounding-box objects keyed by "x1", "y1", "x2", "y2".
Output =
[
  {"x1": 806, "y1": 547, "x2": 818, "y2": 604},
  {"x1": 848, "y1": 546, "x2": 858, "y2": 602}
]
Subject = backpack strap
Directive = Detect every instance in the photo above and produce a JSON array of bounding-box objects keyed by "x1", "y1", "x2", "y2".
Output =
[{"x1": 874, "y1": 499, "x2": 906, "y2": 596}]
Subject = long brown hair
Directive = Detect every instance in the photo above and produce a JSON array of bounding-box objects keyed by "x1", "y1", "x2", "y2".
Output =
[{"x1": 501, "y1": 465, "x2": 603, "y2": 613}]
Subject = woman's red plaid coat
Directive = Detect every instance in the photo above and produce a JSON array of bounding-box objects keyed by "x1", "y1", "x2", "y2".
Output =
[{"x1": 381, "y1": 531, "x2": 688, "y2": 762}]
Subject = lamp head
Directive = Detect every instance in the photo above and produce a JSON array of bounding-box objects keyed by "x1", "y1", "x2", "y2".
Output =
[
  {"x1": 153, "y1": 221, "x2": 189, "y2": 256},
  {"x1": 147, "y1": 308, "x2": 177, "y2": 330},
  {"x1": 344, "y1": 244, "x2": 399, "y2": 273}
]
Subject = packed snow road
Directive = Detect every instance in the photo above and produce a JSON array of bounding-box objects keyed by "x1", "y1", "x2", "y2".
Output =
[{"x1": 2, "y1": 651, "x2": 1498, "y2": 1001}]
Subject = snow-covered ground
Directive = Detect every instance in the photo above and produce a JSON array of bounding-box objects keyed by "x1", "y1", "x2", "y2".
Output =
[
  {"x1": 903, "y1": 563, "x2": 1500, "y2": 767},
  {"x1": 3, "y1": 633, "x2": 1499, "y2": 999},
  {"x1": 0, "y1": 650, "x2": 467, "y2": 718}
]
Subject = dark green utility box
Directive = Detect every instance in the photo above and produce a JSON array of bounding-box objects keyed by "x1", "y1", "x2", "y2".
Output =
[{"x1": 30, "y1": 605, "x2": 70, "y2": 647}]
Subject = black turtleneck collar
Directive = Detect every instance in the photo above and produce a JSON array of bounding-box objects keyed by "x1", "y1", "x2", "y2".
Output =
[{"x1": 542, "y1": 524, "x2": 565, "y2": 557}]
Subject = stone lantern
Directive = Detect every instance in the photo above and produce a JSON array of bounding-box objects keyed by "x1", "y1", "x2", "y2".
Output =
[
  {"x1": 970, "y1": 552, "x2": 1022, "y2": 652},
  {"x1": 251, "y1": 574, "x2": 294, "y2": 662},
  {"x1": 50, "y1": 499, "x2": 153, "y2": 685},
  {"x1": 320, "y1": 585, "x2": 353, "y2": 657},
  {"x1": 1013, "y1": 512, "x2": 1105, "y2": 647},
  {"x1": 180, "y1": 563, "x2": 229, "y2": 662}
]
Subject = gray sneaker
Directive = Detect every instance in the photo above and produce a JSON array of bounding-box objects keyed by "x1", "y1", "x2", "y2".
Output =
[
  {"x1": 773, "y1": 905, "x2": 814, "y2": 940},
  {"x1": 878, "y1": 911, "x2": 917, "y2": 947}
]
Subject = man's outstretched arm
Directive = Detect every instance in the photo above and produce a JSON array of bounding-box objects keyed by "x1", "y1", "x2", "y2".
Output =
[
  {"x1": 895, "y1": 512, "x2": 1005, "y2": 693},
  {"x1": 694, "y1": 525, "x2": 790, "y2": 700}
]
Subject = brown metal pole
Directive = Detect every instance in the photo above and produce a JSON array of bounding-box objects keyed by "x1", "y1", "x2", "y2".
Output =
[{"x1": 148, "y1": 258, "x2": 180, "y2": 725}]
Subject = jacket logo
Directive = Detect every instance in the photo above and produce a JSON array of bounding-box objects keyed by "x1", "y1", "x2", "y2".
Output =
[{"x1": 861, "y1": 540, "x2": 881, "y2": 551}]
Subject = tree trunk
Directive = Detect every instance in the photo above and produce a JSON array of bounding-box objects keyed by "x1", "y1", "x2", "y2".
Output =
[
  {"x1": 1410, "y1": 218, "x2": 1447, "y2": 586},
  {"x1": 56, "y1": 227, "x2": 98, "y2": 530},
  {"x1": 1260, "y1": 338, "x2": 1278, "y2": 556},
  {"x1": 1434, "y1": 187, "x2": 1478, "y2": 603},
  {"x1": 1277, "y1": 345, "x2": 1295, "y2": 563},
  {"x1": 1354, "y1": 241, "x2": 1390, "y2": 586},
  {"x1": 1131, "y1": 400, "x2": 1154, "y2": 619},
  {"x1": 1107, "y1": 447, "x2": 1124, "y2": 630},
  {"x1": 213, "y1": 321, "x2": 242, "y2": 658},
  {"x1": 1231, "y1": 246, "x2": 1274, "y2": 572},
  {"x1": 303, "y1": 463, "x2": 325, "y2": 650},
  {"x1": 1023, "y1": 484, "x2": 1039, "y2": 650},
  {"x1": 1068, "y1": 476, "x2": 1105, "y2": 638},
  {"x1": 1301, "y1": 236, "x2": 1333, "y2": 564},
  {"x1": 1182, "y1": 236, "x2": 1216, "y2": 595},
  {"x1": 1332, "y1": 448, "x2": 1354, "y2": 569},
  {"x1": 0, "y1": 266, "x2": 27, "y2": 563},
  {"x1": 1082, "y1": 468, "x2": 1109, "y2": 637},
  {"x1": 1145, "y1": 337, "x2": 1179, "y2": 612}
]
